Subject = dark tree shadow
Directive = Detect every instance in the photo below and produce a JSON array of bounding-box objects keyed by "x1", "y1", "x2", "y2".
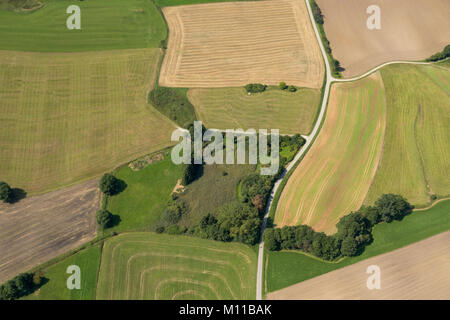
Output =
[
  {"x1": 111, "y1": 179, "x2": 127, "y2": 196},
  {"x1": 109, "y1": 214, "x2": 121, "y2": 228},
  {"x1": 7, "y1": 188, "x2": 27, "y2": 204}
]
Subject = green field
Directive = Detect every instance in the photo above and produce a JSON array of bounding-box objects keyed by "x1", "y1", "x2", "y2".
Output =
[
  {"x1": 188, "y1": 87, "x2": 321, "y2": 134},
  {"x1": 266, "y1": 199, "x2": 450, "y2": 293},
  {"x1": 178, "y1": 163, "x2": 256, "y2": 227},
  {"x1": 365, "y1": 63, "x2": 450, "y2": 206},
  {"x1": 0, "y1": 0, "x2": 166, "y2": 52},
  {"x1": 96, "y1": 233, "x2": 257, "y2": 299},
  {"x1": 107, "y1": 152, "x2": 183, "y2": 232},
  {"x1": 275, "y1": 73, "x2": 386, "y2": 233},
  {"x1": 0, "y1": 49, "x2": 175, "y2": 194},
  {"x1": 24, "y1": 245, "x2": 101, "y2": 300}
]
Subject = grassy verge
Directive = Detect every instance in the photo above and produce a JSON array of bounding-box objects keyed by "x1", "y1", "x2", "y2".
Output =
[
  {"x1": 23, "y1": 245, "x2": 101, "y2": 300},
  {"x1": 266, "y1": 199, "x2": 450, "y2": 293},
  {"x1": 106, "y1": 150, "x2": 183, "y2": 233}
]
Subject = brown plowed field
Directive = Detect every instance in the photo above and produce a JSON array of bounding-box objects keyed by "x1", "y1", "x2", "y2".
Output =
[
  {"x1": 268, "y1": 231, "x2": 450, "y2": 300},
  {"x1": 317, "y1": 0, "x2": 450, "y2": 77},
  {"x1": 159, "y1": 0, "x2": 324, "y2": 88},
  {"x1": 0, "y1": 180, "x2": 99, "y2": 283}
]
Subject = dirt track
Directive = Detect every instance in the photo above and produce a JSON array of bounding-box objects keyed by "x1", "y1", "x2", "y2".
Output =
[
  {"x1": 317, "y1": 0, "x2": 450, "y2": 78},
  {"x1": 0, "y1": 180, "x2": 99, "y2": 283},
  {"x1": 268, "y1": 231, "x2": 450, "y2": 300},
  {"x1": 159, "y1": 0, "x2": 324, "y2": 88}
]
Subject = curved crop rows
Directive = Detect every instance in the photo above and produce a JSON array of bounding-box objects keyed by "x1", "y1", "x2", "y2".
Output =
[
  {"x1": 275, "y1": 72, "x2": 387, "y2": 234},
  {"x1": 96, "y1": 233, "x2": 257, "y2": 300}
]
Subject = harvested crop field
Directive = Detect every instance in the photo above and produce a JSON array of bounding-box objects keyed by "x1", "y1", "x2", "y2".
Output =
[
  {"x1": 365, "y1": 63, "x2": 450, "y2": 206},
  {"x1": 159, "y1": 0, "x2": 324, "y2": 88},
  {"x1": 316, "y1": 0, "x2": 450, "y2": 77},
  {"x1": 0, "y1": 180, "x2": 99, "y2": 283},
  {"x1": 96, "y1": 233, "x2": 257, "y2": 299},
  {"x1": 0, "y1": 49, "x2": 176, "y2": 195},
  {"x1": 268, "y1": 231, "x2": 450, "y2": 300},
  {"x1": 275, "y1": 73, "x2": 386, "y2": 234},
  {"x1": 188, "y1": 87, "x2": 321, "y2": 134}
]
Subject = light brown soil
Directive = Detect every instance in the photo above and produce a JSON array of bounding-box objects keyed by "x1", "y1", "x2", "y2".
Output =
[
  {"x1": 159, "y1": 0, "x2": 324, "y2": 88},
  {"x1": 317, "y1": 0, "x2": 450, "y2": 78},
  {"x1": 0, "y1": 180, "x2": 99, "y2": 283},
  {"x1": 268, "y1": 231, "x2": 450, "y2": 300}
]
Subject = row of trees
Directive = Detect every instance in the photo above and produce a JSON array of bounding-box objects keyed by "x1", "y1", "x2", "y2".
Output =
[
  {"x1": 426, "y1": 45, "x2": 450, "y2": 62},
  {"x1": 310, "y1": 0, "x2": 342, "y2": 77},
  {"x1": 264, "y1": 194, "x2": 414, "y2": 260},
  {"x1": 0, "y1": 272, "x2": 43, "y2": 300}
]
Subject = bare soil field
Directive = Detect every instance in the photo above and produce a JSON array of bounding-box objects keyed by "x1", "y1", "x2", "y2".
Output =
[
  {"x1": 317, "y1": 0, "x2": 450, "y2": 78},
  {"x1": 268, "y1": 231, "x2": 450, "y2": 300},
  {"x1": 0, "y1": 180, "x2": 99, "y2": 283},
  {"x1": 159, "y1": 0, "x2": 324, "y2": 88}
]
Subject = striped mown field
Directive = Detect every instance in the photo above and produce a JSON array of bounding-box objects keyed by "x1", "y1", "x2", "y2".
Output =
[
  {"x1": 96, "y1": 233, "x2": 257, "y2": 300},
  {"x1": 188, "y1": 87, "x2": 321, "y2": 134},
  {"x1": 159, "y1": 0, "x2": 324, "y2": 88},
  {"x1": 365, "y1": 63, "x2": 450, "y2": 206},
  {"x1": 0, "y1": 49, "x2": 176, "y2": 194},
  {"x1": 275, "y1": 73, "x2": 386, "y2": 234}
]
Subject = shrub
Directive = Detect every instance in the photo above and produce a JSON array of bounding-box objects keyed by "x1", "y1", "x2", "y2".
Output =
[
  {"x1": 288, "y1": 85, "x2": 297, "y2": 92},
  {"x1": 99, "y1": 174, "x2": 120, "y2": 196},
  {"x1": 279, "y1": 82, "x2": 287, "y2": 90},
  {"x1": 244, "y1": 83, "x2": 266, "y2": 94},
  {"x1": 96, "y1": 209, "x2": 113, "y2": 229},
  {"x1": 0, "y1": 181, "x2": 12, "y2": 203},
  {"x1": 166, "y1": 225, "x2": 186, "y2": 235},
  {"x1": 375, "y1": 194, "x2": 413, "y2": 222},
  {"x1": 310, "y1": 0, "x2": 324, "y2": 25},
  {"x1": 155, "y1": 226, "x2": 165, "y2": 234},
  {"x1": 426, "y1": 44, "x2": 450, "y2": 62}
]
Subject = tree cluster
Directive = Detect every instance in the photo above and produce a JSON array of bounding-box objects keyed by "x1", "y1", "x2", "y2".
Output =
[
  {"x1": 264, "y1": 194, "x2": 413, "y2": 260},
  {"x1": 279, "y1": 82, "x2": 297, "y2": 92},
  {"x1": 99, "y1": 173, "x2": 121, "y2": 196},
  {"x1": 96, "y1": 209, "x2": 113, "y2": 229},
  {"x1": 245, "y1": 83, "x2": 267, "y2": 94},
  {"x1": 190, "y1": 202, "x2": 261, "y2": 245},
  {"x1": 0, "y1": 272, "x2": 43, "y2": 300},
  {"x1": 426, "y1": 45, "x2": 450, "y2": 62}
]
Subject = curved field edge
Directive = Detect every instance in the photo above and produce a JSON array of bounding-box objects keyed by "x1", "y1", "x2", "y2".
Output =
[
  {"x1": 267, "y1": 230, "x2": 450, "y2": 299},
  {"x1": 96, "y1": 233, "x2": 257, "y2": 300},
  {"x1": 265, "y1": 198, "x2": 450, "y2": 294},
  {"x1": 188, "y1": 86, "x2": 321, "y2": 135},
  {"x1": 275, "y1": 73, "x2": 386, "y2": 233},
  {"x1": 364, "y1": 63, "x2": 450, "y2": 206},
  {"x1": 158, "y1": 0, "x2": 324, "y2": 88}
]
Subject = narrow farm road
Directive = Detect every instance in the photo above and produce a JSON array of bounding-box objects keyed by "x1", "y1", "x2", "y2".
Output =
[{"x1": 255, "y1": 0, "x2": 436, "y2": 300}]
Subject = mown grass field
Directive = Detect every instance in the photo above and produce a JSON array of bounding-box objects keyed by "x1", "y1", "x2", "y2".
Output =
[
  {"x1": 365, "y1": 63, "x2": 450, "y2": 206},
  {"x1": 24, "y1": 245, "x2": 101, "y2": 300},
  {"x1": 0, "y1": 0, "x2": 166, "y2": 52},
  {"x1": 96, "y1": 233, "x2": 257, "y2": 299},
  {"x1": 275, "y1": 73, "x2": 386, "y2": 233},
  {"x1": 266, "y1": 199, "x2": 450, "y2": 293},
  {"x1": 0, "y1": 49, "x2": 175, "y2": 195},
  {"x1": 107, "y1": 152, "x2": 183, "y2": 232},
  {"x1": 188, "y1": 87, "x2": 321, "y2": 134}
]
